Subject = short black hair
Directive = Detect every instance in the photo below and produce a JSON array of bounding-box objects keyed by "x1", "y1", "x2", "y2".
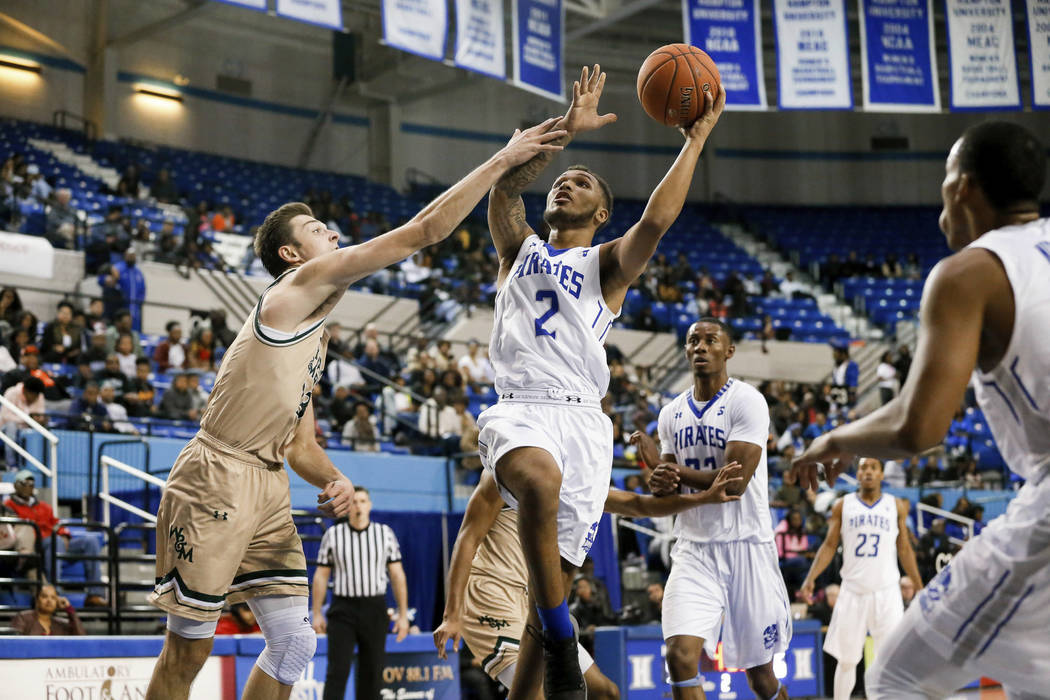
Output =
[
  {"x1": 23, "y1": 376, "x2": 45, "y2": 394},
  {"x1": 165, "y1": 320, "x2": 180, "y2": 332},
  {"x1": 56, "y1": 300, "x2": 74, "y2": 312},
  {"x1": 255, "y1": 202, "x2": 313, "y2": 277},
  {"x1": 565, "y1": 164, "x2": 614, "y2": 232},
  {"x1": 115, "y1": 309, "x2": 131, "y2": 322},
  {"x1": 692, "y1": 317, "x2": 734, "y2": 342},
  {"x1": 957, "y1": 122, "x2": 1047, "y2": 211},
  {"x1": 354, "y1": 485, "x2": 370, "y2": 497}
]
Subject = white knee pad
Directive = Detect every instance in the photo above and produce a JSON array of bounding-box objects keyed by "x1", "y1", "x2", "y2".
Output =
[
  {"x1": 248, "y1": 596, "x2": 316, "y2": 686},
  {"x1": 167, "y1": 612, "x2": 218, "y2": 640}
]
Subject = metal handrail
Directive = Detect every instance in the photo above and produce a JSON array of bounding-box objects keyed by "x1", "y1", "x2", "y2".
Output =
[
  {"x1": 99, "y1": 455, "x2": 166, "y2": 526},
  {"x1": 0, "y1": 393, "x2": 59, "y2": 514}
]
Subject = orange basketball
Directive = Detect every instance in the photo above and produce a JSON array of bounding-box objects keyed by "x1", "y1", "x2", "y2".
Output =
[{"x1": 636, "y1": 44, "x2": 721, "y2": 127}]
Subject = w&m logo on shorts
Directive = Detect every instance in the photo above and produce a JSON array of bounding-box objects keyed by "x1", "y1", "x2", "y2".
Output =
[
  {"x1": 169, "y1": 524, "x2": 194, "y2": 563},
  {"x1": 762, "y1": 623, "x2": 779, "y2": 649},
  {"x1": 477, "y1": 615, "x2": 510, "y2": 630}
]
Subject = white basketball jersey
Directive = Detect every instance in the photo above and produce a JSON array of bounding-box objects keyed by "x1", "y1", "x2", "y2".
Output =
[
  {"x1": 658, "y1": 379, "x2": 773, "y2": 544},
  {"x1": 489, "y1": 234, "x2": 618, "y2": 397},
  {"x1": 838, "y1": 492, "x2": 900, "y2": 593},
  {"x1": 968, "y1": 218, "x2": 1050, "y2": 482}
]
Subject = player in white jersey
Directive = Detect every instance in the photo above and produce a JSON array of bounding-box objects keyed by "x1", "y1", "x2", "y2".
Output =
[
  {"x1": 793, "y1": 122, "x2": 1050, "y2": 698},
  {"x1": 645, "y1": 318, "x2": 790, "y2": 700},
  {"x1": 798, "y1": 458, "x2": 923, "y2": 700},
  {"x1": 480, "y1": 65, "x2": 726, "y2": 700}
]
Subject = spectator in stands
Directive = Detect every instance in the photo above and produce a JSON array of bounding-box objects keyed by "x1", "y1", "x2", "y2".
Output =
[
  {"x1": 381, "y1": 376, "x2": 413, "y2": 438},
  {"x1": 159, "y1": 372, "x2": 199, "y2": 421},
  {"x1": 96, "y1": 354, "x2": 128, "y2": 388},
  {"x1": 129, "y1": 220, "x2": 154, "y2": 260},
  {"x1": 24, "y1": 164, "x2": 52, "y2": 204},
  {"x1": 114, "y1": 333, "x2": 138, "y2": 378},
  {"x1": 881, "y1": 253, "x2": 903, "y2": 279},
  {"x1": 0, "y1": 287, "x2": 22, "y2": 333},
  {"x1": 104, "y1": 310, "x2": 143, "y2": 357},
  {"x1": 14, "y1": 310, "x2": 39, "y2": 345},
  {"x1": 807, "y1": 582, "x2": 838, "y2": 626},
  {"x1": 438, "y1": 396, "x2": 476, "y2": 451},
  {"x1": 210, "y1": 205, "x2": 235, "y2": 233},
  {"x1": 899, "y1": 576, "x2": 916, "y2": 609},
  {"x1": 153, "y1": 229, "x2": 181, "y2": 265},
  {"x1": 45, "y1": 188, "x2": 77, "y2": 242},
  {"x1": 440, "y1": 369, "x2": 465, "y2": 406},
  {"x1": 100, "y1": 380, "x2": 137, "y2": 434},
  {"x1": 876, "y1": 351, "x2": 898, "y2": 405},
  {"x1": 121, "y1": 358, "x2": 155, "y2": 418},
  {"x1": 775, "y1": 509, "x2": 814, "y2": 595},
  {"x1": 209, "y1": 309, "x2": 237, "y2": 349},
  {"x1": 151, "y1": 168, "x2": 179, "y2": 204},
  {"x1": 779, "y1": 270, "x2": 807, "y2": 299},
  {"x1": 115, "y1": 165, "x2": 140, "y2": 199},
  {"x1": 12, "y1": 584, "x2": 86, "y2": 636},
  {"x1": 185, "y1": 372, "x2": 209, "y2": 413},
  {"x1": 327, "y1": 349, "x2": 366, "y2": 395},
  {"x1": 80, "y1": 333, "x2": 108, "y2": 371},
  {"x1": 830, "y1": 343, "x2": 859, "y2": 406},
  {"x1": 69, "y1": 382, "x2": 112, "y2": 432},
  {"x1": 821, "y1": 253, "x2": 844, "y2": 287},
  {"x1": 5, "y1": 470, "x2": 106, "y2": 604},
  {"x1": 916, "y1": 518, "x2": 956, "y2": 583},
  {"x1": 569, "y1": 577, "x2": 611, "y2": 654},
  {"x1": 83, "y1": 298, "x2": 108, "y2": 337},
  {"x1": 215, "y1": 602, "x2": 261, "y2": 635},
  {"x1": 404, "y1": 335, "x2": 432, "y2": 374},
  {"x1": 152, "y1": 321, "x2": 186, "y2": 373},
  {"x1": 428, "y1": 339, "x2": 456, "y2": 373},
  {"x1": 457, "y1": 339, "x2": 493, "y2": 391},
  {"x1": 342, "y1": 402, "x2": 379, "y2": 451},
  {"x1": 643, "y1": 582, "x2": 664, "y2": 623},
  {"x1": 770, "y1": 467, "x2": 812, "y2": 514},
  {"x1": 0, "y1": 376, "x2": 45, "y2": 468},
  {"x1": 919, "y1": 458, "x2": 943, "y2": 485},
  {"x1": 185, "y1": 326, "x2": 217, "y2": 371},
  {"x1": 894, "y1": 344, "x2": 913, "y2": 385},
  {"x1": 903, "y1": 253, "x2": 922, "y2": 280},
  {"x1": 883, "y1": 458, "x2": 908, "y2": 488},
  {"x1": 39, "y1": 301, "x2": 82, "y2": 365},
  {"x1": 324, "y1": 322, "x2": 351, "y2": 361},
  {"x1": 3, "y1": 346, "x2": 66, "y2": 400},
  {"x1": 760, "y1": 269, "x2": 778, "y2": 296},
  {"x1": 358, "y1": 338, "x2": 392, "y2": 394},
  {"x1": 326, "y1": 385, "x2": 356, "y2": 434},
  {"x1": 113, "y1": 251, "x2": 146, "y2": 331},
  {"x1": 634, "y1": 306, "x2": 660, "y2": 333}
]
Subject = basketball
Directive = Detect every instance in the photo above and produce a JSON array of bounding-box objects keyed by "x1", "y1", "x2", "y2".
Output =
[{"x1": 636, "y1": 44, "x2": 721, "y2": 127}]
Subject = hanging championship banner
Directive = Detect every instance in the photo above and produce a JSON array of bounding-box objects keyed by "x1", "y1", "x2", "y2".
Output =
[
  {"x1": 214, "y1": 0, "x2": 267, "y2": 10},
  {"x1": 684, "y1": 0, "x2": 767, "y2": 109},
  {"x1": 275, "y1": 0, "x2": 342, "y2": 28},
  {"x1": 1028, "y1": 0, "x2": 1050, "y2": 108},
  {"x1": 859, "y1": 0, "x2": 940, "y2": 111},
  {"x1": 455, "y1": 0, "x2": 506, "y2": 78},
  {"x1": 512, "y1": 0, "x2": 565, "y2": 101},
  {"x1": 773, "y1": 0, "x2": 853, "y2": 109},
  {"x1": 945, "y1": 0, "x2": 1021, "y2": 110},
  {"x1": 382, "y1": 0, "x2": 448, "y2": 61}
]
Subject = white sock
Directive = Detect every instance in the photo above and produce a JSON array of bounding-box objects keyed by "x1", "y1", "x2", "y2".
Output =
[{"x1": 834, "y1": 661, "x2": 857, "y2": 700}]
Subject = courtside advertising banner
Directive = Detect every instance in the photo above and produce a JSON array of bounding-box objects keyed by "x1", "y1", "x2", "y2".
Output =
[
  {"x1": 945, "y1": 0, "x2": 1021, "y2": 109},
  {"x1": 684, "y1": 0, "x2": 768, "y2": 109},
  {"x1": 859, "y1": 0, "x2": 940, "y2": 111},
  {"x1": 773, "y1": 0, "x2": 853, "y2": 109},
  {"x1": 455, "y1": 0, "x2": 507, "y2": 78},
  {"x1": 513, "y1": 0, "x2": 565, "y2": 101},
  {"x1": 1028, "y1": 0, "x2": 1050, "y2": 108},
  {"x1": 275, "y1": 0, "x2": 342, "y2": 29},
  {"x1": 382, "y1": 0, "x2": 449, "y2": 61}
]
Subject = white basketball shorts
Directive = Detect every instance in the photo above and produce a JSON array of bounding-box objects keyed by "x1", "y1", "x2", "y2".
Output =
[
  {"x1": 662, "y1": 538, "x2": 792, "y2": 670},
  {"x1": 477, "y1": 398, "x2": 613, "y2": 567},
  {"x1": 823, "y1": 583, "x2": 903, "y2": 664}
]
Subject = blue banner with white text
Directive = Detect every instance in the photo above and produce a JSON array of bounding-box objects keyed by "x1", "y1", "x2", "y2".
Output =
[
  {"x1": 859, "y1": 0, "x2": 940, "y2": 111},
  {"x1": 513, "y1": 0, "x2": 565, "y2": 101},
  {"x1": 684, "y1": 0, "x2": 767, "y2": 109}
]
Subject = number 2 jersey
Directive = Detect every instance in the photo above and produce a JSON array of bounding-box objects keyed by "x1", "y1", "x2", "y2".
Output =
[
  {"x1": 838, "y1": 492, "x2": 900, "y2": 593},
  {"x1": 658, "y1": 378, "x2": 773, "y2": 544},
  {"x1": 489, "y1": 234, "x2": 618, "y2": 397}
]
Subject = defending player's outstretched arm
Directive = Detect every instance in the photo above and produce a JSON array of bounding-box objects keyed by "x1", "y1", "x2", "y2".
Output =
[
  {"x1": 604, "y1": 463, "x2": 743, "y2": 517},
  {"x1": 489, "y1": 65, "x2": 616, "y2": 282},
  {"x1": 285, "y1": 399, "x2": 355, "y2": 518},
  {"x1": 263, "y1": 120, "x2": 566, "y2": 329},
  {"x1": 432, "y1": 471, "x2": 504, "y2": 659},
  {"x1": 799, "y1": 498, "x2": 844, "y2": 604},
  {"x1": 792, "y1": 248, "x2": 1005, "y2": 489},
  {"x1": 597, "y1": 86, "x2": 726, "y2": 306},
  {"x1": 895, "y1": 498, "x2": 923, "y2": 588}
]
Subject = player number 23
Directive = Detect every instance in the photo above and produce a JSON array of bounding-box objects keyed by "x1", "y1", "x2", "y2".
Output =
[
  {"x1": 534, "y1": 289, "x2": 559, "y2": 339},
  {"x1": 854, "y1": 533, "x2": 880, "y2": 558}
]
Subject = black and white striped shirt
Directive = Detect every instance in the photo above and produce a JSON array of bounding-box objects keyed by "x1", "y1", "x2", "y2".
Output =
[{"x1": 317, "y1": 520, "x2": 402, "y2": 598}]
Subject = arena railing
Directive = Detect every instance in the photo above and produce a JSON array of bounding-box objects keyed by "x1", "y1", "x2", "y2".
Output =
[
  {"x1": 915, "y1": 502, "x2": 974, "y2": 547},
  {"x1": 99, "y1": 455, "x2": 165, "y2": 527},
  {"x1": 0, "y1": 393, "x2": 59, "y2": 514}
]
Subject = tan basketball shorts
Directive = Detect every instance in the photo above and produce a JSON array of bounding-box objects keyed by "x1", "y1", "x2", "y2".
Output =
[
  {"x1": 462, "y1": 574, "x2": 528, "y2": 680},
  {"x1": 149, "y1": 432, "x2": 308, "y2": 621}
]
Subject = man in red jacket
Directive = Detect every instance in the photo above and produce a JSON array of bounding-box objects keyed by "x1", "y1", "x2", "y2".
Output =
[{"x1": 5, "y1": 470, "x2": 106, "y2": 606}]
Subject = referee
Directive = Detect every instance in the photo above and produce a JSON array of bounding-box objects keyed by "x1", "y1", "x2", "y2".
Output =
[{"x1": 312, "y1": 486, "x2": 410, "y2": 700}]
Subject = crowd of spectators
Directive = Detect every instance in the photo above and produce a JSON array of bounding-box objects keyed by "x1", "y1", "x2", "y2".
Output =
[{"x1": 816, "y1": 250, "x2": 925, "y2": 289}]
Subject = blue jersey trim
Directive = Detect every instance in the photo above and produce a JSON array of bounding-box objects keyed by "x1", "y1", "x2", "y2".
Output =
[{"x1": 686, "y1": 379, "x2": 734, "y2": 420}]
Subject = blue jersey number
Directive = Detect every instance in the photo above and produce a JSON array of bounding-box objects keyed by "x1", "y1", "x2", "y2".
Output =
[
  {"x1": 854, "y1": 533, "x2": 880, "y2": 558},
  {"x1": 535, "y1": 290, "x2": 559, "y2": 339},
  {"x1": 684, "y1": 457, "x2": 718, "y2": 470}
]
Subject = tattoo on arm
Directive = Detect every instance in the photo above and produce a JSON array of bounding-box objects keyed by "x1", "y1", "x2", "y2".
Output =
[
  {"x1": 495, "y1": 132, "x2": 571, "y2": 197},
  {"x1": 490, "y1": 195, "x2": 530, "y2": 255}
]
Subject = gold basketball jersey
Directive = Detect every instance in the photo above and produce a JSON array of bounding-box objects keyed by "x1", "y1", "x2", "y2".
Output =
[
  {"x1": 472, "y1": 507, "x2": 529, "y2": 590},
  {"x1": 199, "y1": 268, "x2": 328, "y2": 466}
]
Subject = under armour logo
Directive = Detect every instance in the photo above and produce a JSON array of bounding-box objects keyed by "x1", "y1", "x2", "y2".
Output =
[
  {"x1": 675, "y1": 411, "x2": 683, "y2": 420},
  {"x1": 213, "y1": 510, "x2": 228, "y2": 520},
  {"x1": 565, "y1": 396, "x2": 581, "y2": 403},
  {"x1": 502, "y1": 392, "x2": 515, "y2": 400}
]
